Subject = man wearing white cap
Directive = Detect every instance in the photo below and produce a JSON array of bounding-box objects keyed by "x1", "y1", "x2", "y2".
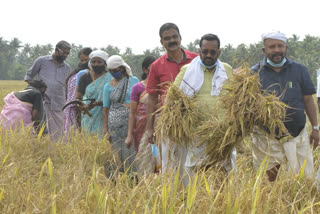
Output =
[
  {"x1": 76, "y1": 50, "x2": 113, "y2": 138},
  {"x1": 250, "y1": 31, "x2": 319, "y2": 181}
]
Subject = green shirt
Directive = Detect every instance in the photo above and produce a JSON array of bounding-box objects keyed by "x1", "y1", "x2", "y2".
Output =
[{"x1": 174, "y1": 62, "x2": 233, "y2": 120}]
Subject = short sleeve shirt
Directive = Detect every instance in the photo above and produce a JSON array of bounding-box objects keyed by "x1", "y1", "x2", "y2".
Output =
[
  {"x1": 317, "y1": 69, "x2": 320, "y2": 97},
  {"x1": 146, "y1": 49, "x2": 198, "y2": 97},
  {"x1": 76, "y1": 69, "x2": 88, "y2": 86},
  {"x1": 130, "y1": 82, "x2": 145, "y2": 103},
  {"x1": 251, "y1": 58, "x2": 316, "y2": 137},
  {"x1": 15, "y1": 86, "x2": 43, "y2": 111}
]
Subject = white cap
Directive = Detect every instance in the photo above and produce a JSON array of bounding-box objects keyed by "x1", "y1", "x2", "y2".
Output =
[{"x1": 262, "y1": 31, "x2": 287, "y2": 43}]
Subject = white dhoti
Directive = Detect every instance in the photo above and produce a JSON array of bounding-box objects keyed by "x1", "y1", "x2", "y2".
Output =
[
  {"x1": 161, "y1": 138, "x2": 237, "y2": 186},
  {"x1": 251, "y1": 127, "x2": 313, "y2": 176}
]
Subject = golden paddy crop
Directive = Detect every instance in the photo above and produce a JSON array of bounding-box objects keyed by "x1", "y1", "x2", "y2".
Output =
[
  {"x1": 155, "y1": 66, "x2": 289, "y2": 164},
  {"x1": 0, "y1": 80, "x2": 320, "y2": 213},
  {"x1": 0, "y1": 128, "x2": 319, "y2": 213}
]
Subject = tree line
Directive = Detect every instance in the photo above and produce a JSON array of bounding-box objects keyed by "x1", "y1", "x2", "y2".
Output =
[{"x1": 0, "y1": 35, "x2": 319, "y2": 84}]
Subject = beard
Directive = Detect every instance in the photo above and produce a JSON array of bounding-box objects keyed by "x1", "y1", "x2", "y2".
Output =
[
  {"x1": 56, "y1": 55, "x2": 66, "y2": 63},
  {"x1": 270, "y1": 52, "x2": 285, "y2": 64},
  {"x1": 203, "y1": 57, "x2": 216, "y2": 67}
]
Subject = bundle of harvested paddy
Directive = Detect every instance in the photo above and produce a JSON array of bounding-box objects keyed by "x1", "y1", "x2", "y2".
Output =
[
  {"x1": 154, "y1": 65, "x2": 288, "y2": 165},
  {"x1": 221, "y1": 67, "x2": 288, "y2": 138},
  {"x1": 197, "y1": 65, "x2": 288, "y2": 164},
  {"x1": 154, "y1": 84, "x2": 200, "y2": 145}
]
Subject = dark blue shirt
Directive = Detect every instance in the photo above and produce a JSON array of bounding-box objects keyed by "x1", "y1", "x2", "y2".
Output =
[{"x1": 251, "y1": 58, "x2": 315, "y2": 137}]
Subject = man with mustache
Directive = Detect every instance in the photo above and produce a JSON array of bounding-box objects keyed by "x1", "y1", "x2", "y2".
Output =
[
  {"x1": 24, "y1": 40, "x2": 72, "y2": 141},
  {"x1": 144, "y1": 23, "x2": 198, "y2": 175},
  {"x1": 172, "y1": 34, "x2": 235, "y2": 185},
  {"x1": 251, "y1": 32, "x2": 319, "y2": 181}
]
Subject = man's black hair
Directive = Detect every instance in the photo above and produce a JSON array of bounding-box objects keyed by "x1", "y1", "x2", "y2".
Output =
[
  {"x1": 199, "y1": 34, "x2": 220, "y2": 49},
  {"x1": 56, "y1": 40, "x2": 71, "y2": 50},
  {"x1": 159, "y1": 23, "x2": 180, "y2": 38}
]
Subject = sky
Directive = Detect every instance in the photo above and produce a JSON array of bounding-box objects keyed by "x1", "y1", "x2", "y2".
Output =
[{"x1": 1, "y1": 0, "x2": 319, "y2": 54}]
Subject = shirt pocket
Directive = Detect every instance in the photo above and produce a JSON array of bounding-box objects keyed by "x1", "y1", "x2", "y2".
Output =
[{"x1": 283, "y1": 86, "x2": 301, "y2": 102}]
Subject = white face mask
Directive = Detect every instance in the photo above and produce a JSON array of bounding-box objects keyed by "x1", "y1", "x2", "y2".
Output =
[
  {"x1": 267, "y1": 58, "x2": 287, "y2": 67},
  {"x1": 199, "y1": 59, "x2": 217, "y2": 69}
]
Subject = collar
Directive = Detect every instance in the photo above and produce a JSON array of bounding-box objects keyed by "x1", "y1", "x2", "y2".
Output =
[
  {"x1": 261, "y1": 57, "x2": 292, "y2": 70},
  {"x1": 166, "y1": 48, "x2": 187, "y2": 62},
  {"x1": 201, "y1": 65, "x2": 216, "y2": 73}
]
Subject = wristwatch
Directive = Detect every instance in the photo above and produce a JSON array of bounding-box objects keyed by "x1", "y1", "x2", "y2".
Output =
[{"x1": 312, "y1": 126, "x2": 319, "y2": 131}]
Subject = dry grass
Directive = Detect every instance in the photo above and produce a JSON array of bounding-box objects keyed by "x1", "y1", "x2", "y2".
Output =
[
  {"x1": 0, "y1": 129, "x2": 319, "y2": 213},
  {"x1": 1, "y1": 80, "x2": 320, "y2": 213},
  {"x1": 155, "y1": 84, "x2": 201, "y2": 145},
  {"x1": 0, "y1": 80, "x2": 27, "y2": 108}
]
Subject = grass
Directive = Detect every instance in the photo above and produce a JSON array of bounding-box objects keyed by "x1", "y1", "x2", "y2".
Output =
[
  {"x1": 0, "y1": 80, "x2": 320, "y2": 213},
  {"x1": 0, "y1": 80, "x2": 27, "y2": 108}
]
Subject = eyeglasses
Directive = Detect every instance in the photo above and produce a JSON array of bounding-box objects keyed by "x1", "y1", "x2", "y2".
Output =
[{"x1": 200, "y1": 49, "x2": 218, "y2": 56}]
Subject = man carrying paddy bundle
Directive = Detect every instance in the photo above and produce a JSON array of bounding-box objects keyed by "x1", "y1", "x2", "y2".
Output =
[
  {"x1": 144, "y1": 23, "x2": 197, "y2": 175},
  {"x1": 171, "y1": 34, "x2": 236, "y2": 185},
  {"x1": 251, "y1": 31, "x2": 319, "y2": 182}
]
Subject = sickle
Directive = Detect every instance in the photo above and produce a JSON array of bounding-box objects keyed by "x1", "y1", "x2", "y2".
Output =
[
  {"x1": 62, "y1": 99, "x2": 96, "y2": 117},
  {"x1": 62, "y1": 100, "x2": 83, "y2": 110}
]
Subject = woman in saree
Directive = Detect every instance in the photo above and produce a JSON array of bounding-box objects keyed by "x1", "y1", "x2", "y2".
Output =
[
  {"x1": 76, "y1": 50, "x2": 112, "y2": 138},
  {"x1": 125, "y1": 56, "x2": 156, "y2": 153},
  {"x1": 64, "y1": 47, "x2": 92, "y2": 137},
  {"x1": 103, "y1": 55, "x2": 139, "y2": 173},
  {"x1": 0, "y1": 80, "x2": 47, "y2": 132}
]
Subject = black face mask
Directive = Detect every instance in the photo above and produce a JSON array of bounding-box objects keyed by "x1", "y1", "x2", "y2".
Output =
[
  {"x1": 92, "y1": 65, "x2": 105, "y2": 74},
  {"x1": 56, "y1": 55, "x2": 66, "y2": 63},
  {"x1": 78, "y1": 62, "x2": 89, "y2": 70}
]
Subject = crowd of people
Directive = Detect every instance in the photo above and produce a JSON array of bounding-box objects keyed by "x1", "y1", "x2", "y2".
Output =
[{"x1": 1, "y1": 22, "x2": 320, "y2": 184}]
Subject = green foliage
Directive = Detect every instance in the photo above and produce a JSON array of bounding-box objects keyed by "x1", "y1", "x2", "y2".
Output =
[{"x1": 1, "y1": 35, "x2": 320, "y2": 84}]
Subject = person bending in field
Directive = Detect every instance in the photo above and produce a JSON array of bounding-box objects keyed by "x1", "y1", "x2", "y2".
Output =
[
  {"x1": 0, "y1": 80, "x2": 47, "y2": 133},
  {"x1": 250, "y1": 31, "x2": 319, "y2": 182}
]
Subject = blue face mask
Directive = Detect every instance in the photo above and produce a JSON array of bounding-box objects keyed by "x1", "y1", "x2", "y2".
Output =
[
  {"x1": 110, "y1": 70, "x2": 122, "y2": 79},
  {"x1": 199, "y1": 59, "x2": 217, "y2": 69},
  {"x1": 267, "y1": 58, "x2": 287, "y2": 67}
]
